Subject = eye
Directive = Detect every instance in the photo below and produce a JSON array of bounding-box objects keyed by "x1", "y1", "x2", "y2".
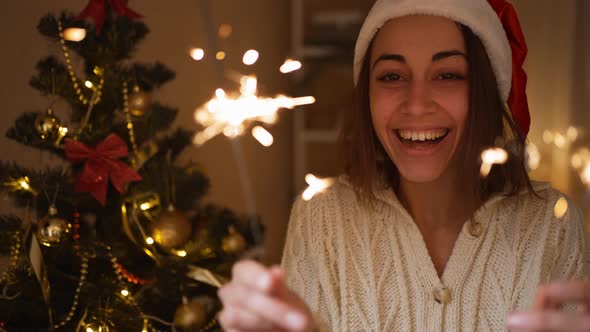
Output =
[
  {"x1": 438, "y1": 72, "x2": 465, "y2": 80},
  {"x1": 378, "y1": 73, "x2": 402, "y2": 82}
]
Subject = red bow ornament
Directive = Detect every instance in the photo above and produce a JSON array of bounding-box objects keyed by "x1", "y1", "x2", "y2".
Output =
[
  {"x1": 77, "y1": 0, "x2": 143, "y2": 34},
  {"x1": 488, "y1": 0, "x2": 530, "y2": 138},
  {"x1": 65, "y1": 134, "x2": 142, "y2": 205}
]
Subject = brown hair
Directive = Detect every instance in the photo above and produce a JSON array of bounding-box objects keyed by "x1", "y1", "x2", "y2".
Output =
[{"x1": 341, "y1": 24, "x2": 535, "y2": 205}]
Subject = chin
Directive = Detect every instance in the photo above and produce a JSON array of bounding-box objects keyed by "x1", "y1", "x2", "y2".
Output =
[{"x1": 396, "y1": 164, "x2": 448, "y2": 184}]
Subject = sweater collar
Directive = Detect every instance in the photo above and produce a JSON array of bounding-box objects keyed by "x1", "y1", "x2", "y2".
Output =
[{"x1": 338, "y1": 175, "x2": 550, "y2": 214}]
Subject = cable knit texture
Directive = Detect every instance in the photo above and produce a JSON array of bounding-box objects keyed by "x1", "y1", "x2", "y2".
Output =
[{"x1": 281, "y1": 178, "x2": 590, "y2": 331}]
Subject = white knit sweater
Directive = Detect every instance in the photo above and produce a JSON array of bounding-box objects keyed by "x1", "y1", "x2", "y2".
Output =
[{"x1": 281, "y1": 178, "x2": 590, "y2": 331}]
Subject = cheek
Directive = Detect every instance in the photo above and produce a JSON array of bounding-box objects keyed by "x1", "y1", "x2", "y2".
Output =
[
  {"x1": 369, "y1": 88, "x2": 402, "y2": 130},
  {"x1": 433, "y1": 86, "x2": 469, "y2": 127}
]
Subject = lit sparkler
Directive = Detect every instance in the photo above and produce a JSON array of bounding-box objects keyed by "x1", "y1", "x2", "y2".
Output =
[
  {"x1": 302, "y1": 174, "x2": 334, "y2": 201},
  {"x1": 480, "y1": 147, "x2": 508, "y2": 177},
  {"x1": 193, "y1": 75, "x2": 315, "y2": 146},
  {"x1": 280, "y1": 59, "x2": 302, "y2": 73},
  {"x1": 243, "y1": 50, "x2": 259, "y2": 65}
]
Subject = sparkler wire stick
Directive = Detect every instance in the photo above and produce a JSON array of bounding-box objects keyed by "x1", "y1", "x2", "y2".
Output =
[{"x1": 197, "y1": 0, "x2": 263, "y2": 244}]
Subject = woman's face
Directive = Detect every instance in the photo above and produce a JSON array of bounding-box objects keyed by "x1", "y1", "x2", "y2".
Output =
[{"x1": 369, "y1": 15, "x2": 469, "y2": 184}]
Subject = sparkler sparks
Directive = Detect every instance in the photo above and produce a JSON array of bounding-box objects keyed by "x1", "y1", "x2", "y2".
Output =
[
  {"x1": 280, "y1": 59, "x2": 302, "y2": 73},
  {"x1": 252, "y1": 126, "x2": 273, "y2": 146},
  {"x1": 480, "y1": 147, "x2": 508, "y2": 177},
  {"x1": 193, "y1": 75, "x2": 315, "y2": 146},
  {"x1": 243, "y1": 50, "x2": 259, "y2": 65},
  {"x1": 190, "y1": 48, "x2": 205, "y2": 61},
  {"x1": 302, "y1": 174, "x2": 334, "y2": 201}
]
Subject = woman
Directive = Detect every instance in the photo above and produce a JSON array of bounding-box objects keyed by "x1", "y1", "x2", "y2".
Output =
[{"x1": 218, "y1": 0, "x2": 590, "y2": 331}]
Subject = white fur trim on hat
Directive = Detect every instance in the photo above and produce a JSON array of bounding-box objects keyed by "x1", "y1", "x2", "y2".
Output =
[{"x1": 354, "y1": 0, "x2": 512, "y2": 103}]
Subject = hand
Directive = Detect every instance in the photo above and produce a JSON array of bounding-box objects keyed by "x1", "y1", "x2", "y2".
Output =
[
  {"x1": 218, "y1": 260, "x2": 314, "y2": 332},
  {"x1": 506, "y1": 280, "x2": 590, "y2": 331}
]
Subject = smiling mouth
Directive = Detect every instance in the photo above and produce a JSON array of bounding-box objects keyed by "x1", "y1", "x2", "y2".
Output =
[{"x1": 395, "y1": 129, "x2": 450, "y2": 145}]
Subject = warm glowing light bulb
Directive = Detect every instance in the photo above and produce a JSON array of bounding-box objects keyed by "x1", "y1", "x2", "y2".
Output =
[
  {"x1": 63, "y1": 27, "x2": 86, "y2": 42},
  {"x1": 553, "y1": 133, "x2": 566, "y2": 148},
  {"x1": 146, "y1": 237, "x2": 154, "y2": 245},
  {"x1": 582, "y1": 163, "x2": 590, "y2": 187},
  {"x1": 216, "y1": 51, "x2": 226, "y2": 60},
  {"x1": 190, "y1": 48, "x2": 205, "y2": 61},
  {"x1": 280, "y1": 59, "x2": 302, "y2": 73},
  {"x1": 252, "y1": 126, "x2": 274, "y2": 147},
  {"x1": 542, "y1": 130, "x2": 554, "y2": 144},
  {"x1": 140, "y1": 203, "x2": 151, "y2": 210},
  {"x1": 121, "y1": 289, "x2": 129, "y2": 297},
  {"x1": 85, "y1": 81, "x2": 94, "y2": 89},
  {"x1": 20, "y1": 180, "x2": 30, "y2": 190},
  {"x1": 176, "y1": 250, "x2": 187, "y2": 257},
  {"x1": 566, "y1": 126, "x2": 578, "y2": 142},
  {"x1": 218, "y1": 24, "x2": 233, "y2": 39},
  {"x1": 525, "y1": 142, "x2": 541, "y2": 172},
  {"x1": 553, "y1": 197, "x2": 568, "y2": 219},
  {"x1": 572, "y1": 154, "x2": 583, "y2": 169},
  {"x1": 243, "y1": 50, "x2": 259, "y2": 65}
]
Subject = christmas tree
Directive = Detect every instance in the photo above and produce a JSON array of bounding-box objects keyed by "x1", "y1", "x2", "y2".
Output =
[{"x1": 0, "y1": 1, "x2": 262, "y2": 331}]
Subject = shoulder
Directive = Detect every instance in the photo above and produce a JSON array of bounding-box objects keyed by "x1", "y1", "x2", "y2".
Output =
[
  {"x1": 290, "y1": 176, "x2": 359, "y2": 216},
  {"x1": 494, "y1": 181, "x2": 588, "y2": 260},
  {"x1": 287, "y1": 176, "x2": 367, "y2": 237},
  {"x1": 494, "y1": 181, "x2": 580, "y2": 228}
]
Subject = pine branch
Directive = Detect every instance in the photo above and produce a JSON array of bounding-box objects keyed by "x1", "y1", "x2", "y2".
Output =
[
  {"x1": 157, "y1": 128, "x2": 194, "y2": 159},
  {"x1": 5, "y1": 112, "x2": 67, "y2": 159},
  {"x1": 121, "y1": 62, "x2": 176, "y2": 90},
  {"x1": 29, "y1": 56, "x2": 71, "y2": 97}
]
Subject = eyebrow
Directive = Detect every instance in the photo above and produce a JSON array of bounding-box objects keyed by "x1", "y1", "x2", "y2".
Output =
[{"x1": 372, "y1": 50, "x2": 468, "y2": 69}]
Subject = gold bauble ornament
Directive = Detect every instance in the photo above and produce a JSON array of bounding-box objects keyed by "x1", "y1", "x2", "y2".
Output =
[
  {"x1": 173, "y1": 301, "x2": 207, "y2": 330},
  {"x1": 36, "y1": 205, "x2": 71, "y2": 247},
  {"x1": 34, "y1": 108, "x2": 61, "y2": 139},
  {"x1": 222, "y1": 226, "x2": 246, "y2": 255},
  {"x1": 150, "y1": 206, "x2": 192, "y2": 251},
  {"x1": 129, "y1": 85, "x2": 150, "y2": 117}
]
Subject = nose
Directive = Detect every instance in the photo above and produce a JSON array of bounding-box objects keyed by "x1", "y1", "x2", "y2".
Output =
[{"x1": 401, "y1": 80, "x2": 435, "y2": 116}]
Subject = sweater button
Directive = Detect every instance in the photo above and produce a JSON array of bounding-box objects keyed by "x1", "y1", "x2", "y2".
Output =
[
  {"x1": 434, "y1": 287, "x2": 451, "y2": 304},
  {"x1": 464, "y1": 220, "x2": 483, "y2": 238}
]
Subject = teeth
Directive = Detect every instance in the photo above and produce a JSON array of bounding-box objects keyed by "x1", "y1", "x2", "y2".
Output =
[{"x1": 398, "y1": 129, "x2": 447, "y2": 142}]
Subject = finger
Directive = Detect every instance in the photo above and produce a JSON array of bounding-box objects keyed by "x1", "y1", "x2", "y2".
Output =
[
  {"x1": 507, "y1": 311, "x2": 590, "y2": 332},
  {"x1": 268, "y1": 266, "x2": 290, "y2": 297},
  {"x1": 219, "y1": 283, "x2": 310, "y2": 332},
  {"x1": 218, "y1": 306, "x2": 274, "y2": 330},
  {"x1": 533, "y1": 280, "x2": 590, "y2": 310},
  {"x1": 232, "y1": 260, "x2": 274, "y2": 292}
]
